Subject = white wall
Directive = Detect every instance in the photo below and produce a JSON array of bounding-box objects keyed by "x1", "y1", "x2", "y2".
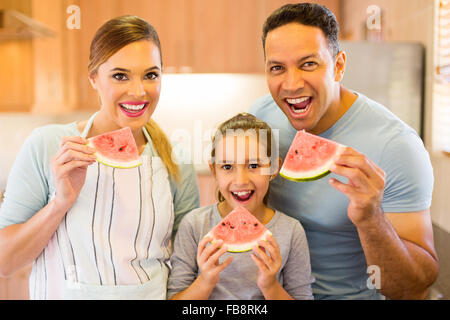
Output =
[{"x1": 152, "y1": 73, "x2": 269, "y2": 172}]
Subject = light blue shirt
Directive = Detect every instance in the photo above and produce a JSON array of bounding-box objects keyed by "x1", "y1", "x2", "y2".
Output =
[
  {"x1": 0, "y1": 121, "x2": 200, "y2": 235},
  {"x1": 249, "y1": 92, "x2": 434, "y2": 299}
]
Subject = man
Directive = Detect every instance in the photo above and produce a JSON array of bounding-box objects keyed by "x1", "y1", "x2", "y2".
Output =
[{"x1": 249, "y1": 3, "x2": 438, "y2": 299}]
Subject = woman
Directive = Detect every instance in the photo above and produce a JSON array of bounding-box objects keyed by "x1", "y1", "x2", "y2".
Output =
[{"x1": 0, "y1": 16, "x2": 199, "y2": 299}]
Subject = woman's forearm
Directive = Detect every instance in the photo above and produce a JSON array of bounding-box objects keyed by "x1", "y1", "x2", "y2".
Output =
[{"x1": 0, "y1": 199, "x2": 68, "y2": 277}]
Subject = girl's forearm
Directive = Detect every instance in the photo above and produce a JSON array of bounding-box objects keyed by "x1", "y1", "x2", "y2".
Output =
[
  {"x1": 260, "y1": 281, "x2": 294, "y2": 300},
  {"x1": 170, "y1": 274, "x2": 216, "y2": 300}
]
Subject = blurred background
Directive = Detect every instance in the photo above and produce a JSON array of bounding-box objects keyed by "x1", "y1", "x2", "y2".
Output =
[{"x1": 0, "y1": 0, "x2": 449, "y2": 299}]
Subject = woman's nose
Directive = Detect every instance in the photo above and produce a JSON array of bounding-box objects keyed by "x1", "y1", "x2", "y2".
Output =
[{"x1": 128, "y1": 79, "x2": 146, "y2": 97}]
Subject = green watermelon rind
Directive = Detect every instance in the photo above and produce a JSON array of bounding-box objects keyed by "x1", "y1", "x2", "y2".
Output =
[
  {"x1": 87, "y1": 141, "x2": 142, "y2": 169},
  {"x1": 280, "y1": 169, "x2": 331, "y2": 182},
  {"x1": 280, "y1": 144, "x2": 345, "y2": 182},
  {"x1": 207, "y1": 230, "x2": 272, "y2": 253}
]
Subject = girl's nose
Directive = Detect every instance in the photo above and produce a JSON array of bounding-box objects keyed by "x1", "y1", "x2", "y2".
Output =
[{"x1": 234, "y1": 166, "x2": 250, "y2": 184}]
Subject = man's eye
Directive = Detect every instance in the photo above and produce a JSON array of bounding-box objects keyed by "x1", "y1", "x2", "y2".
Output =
[
  {"x1": 112, "y1": 73, "x2": 128, "y2": 81},
  {"x1": 302, "y1": 61, "x2": 318, "y2": 70},
  {"x1": 270, "y1": 65, "x2": 283, "y2": 73},
  {"x1": 249, "y1": 163, "x2": 259, "y2": 169}
]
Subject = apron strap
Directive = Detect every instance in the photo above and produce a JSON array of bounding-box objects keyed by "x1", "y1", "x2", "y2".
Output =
[{"x1": 80, "y1": 112, "x2": 97, "y2": 139}]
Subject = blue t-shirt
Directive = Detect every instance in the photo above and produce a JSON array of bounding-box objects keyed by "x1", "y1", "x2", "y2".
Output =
[{"x1": 249, "y1": 92, "x2": 434, "y2": 300}]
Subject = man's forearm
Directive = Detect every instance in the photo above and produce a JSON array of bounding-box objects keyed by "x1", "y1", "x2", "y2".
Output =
[{"x1": 356, "y1": 211, "x2": 439, "y2": 299}]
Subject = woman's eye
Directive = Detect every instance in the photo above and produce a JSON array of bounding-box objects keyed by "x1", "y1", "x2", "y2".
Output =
[
  {"x1": 144, "y1": 72, "x2": 159, "y2": 80},
  {"x1": 112, "y1": 73, "x2": 128, "y2": 81}
]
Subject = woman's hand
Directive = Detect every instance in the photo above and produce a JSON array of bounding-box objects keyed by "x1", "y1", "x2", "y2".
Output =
[
  {"x1": 251, "y1": 235, "x2": 282, "y2": 292},
  {"x1": 196, "y1": 235, "x2": 233, "y2": 289},
  {"x1": 50, "y1": 136, "x2": 96, "y2": 211}
]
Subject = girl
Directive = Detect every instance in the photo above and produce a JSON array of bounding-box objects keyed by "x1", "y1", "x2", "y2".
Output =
[
  {"x1": 168, "y1": 113, "x2": 314, "y2": 300},
  {"x1": 0, "y1": 16, "x2": 199, "y2": 299}
]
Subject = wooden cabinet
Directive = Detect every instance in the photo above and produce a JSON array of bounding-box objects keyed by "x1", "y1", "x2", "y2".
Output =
[{"x1": 0, "y1": 0, "x2": 340, "y2": 113}]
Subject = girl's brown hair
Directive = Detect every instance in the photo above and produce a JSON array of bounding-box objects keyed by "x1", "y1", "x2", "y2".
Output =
[
  {"x1": 88, "y1": 15, "x2": 181, "y2": 183},
  {"x1": 211, "y1": 113, "x2": 277, "y2": 203}
]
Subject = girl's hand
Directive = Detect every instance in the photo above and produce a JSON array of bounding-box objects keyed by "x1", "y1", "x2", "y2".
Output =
[
  {"x1": 251, "y1": 235, "x2": 282, "y2": 291},
  {"x1": 196, "y1": 235, "x2": 233, "y2": 288},
  {"x1": 50, "y1": 136, "x2": 96, "y2": 211}
]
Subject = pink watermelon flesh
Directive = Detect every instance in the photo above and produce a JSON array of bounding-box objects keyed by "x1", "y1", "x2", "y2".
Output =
[
  {"x1": 88, "y1": 127, "x2": 142, "y2": 168},
  {"x1": 280, "y1": 130, "x2": 344, "y2": 181},
  {"x1": 207, "y1": 206, "x2": 271, "y2": 253}
]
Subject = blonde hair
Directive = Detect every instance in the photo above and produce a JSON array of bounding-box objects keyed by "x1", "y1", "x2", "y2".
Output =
[
  {"x1": 211, "y1": 113, "x2": 276, "y2": 203},
  {"x1": 145, "y1": 120, "x2": 181, "y2": 183},
  {"x1": 89, "y1": 15, "x2": 181, "y2": 183}
]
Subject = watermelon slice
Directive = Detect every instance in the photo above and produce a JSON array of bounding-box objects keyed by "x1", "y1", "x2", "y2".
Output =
[
  {"x1": 87, "y1": 127, "x2": 142, "y2": 169},
  {"x1": 280, "y1": 130, "x2": 345, "y2": 182},
  {"x1": 206, "y1": 206, "x2": 272, "y2": 253}
]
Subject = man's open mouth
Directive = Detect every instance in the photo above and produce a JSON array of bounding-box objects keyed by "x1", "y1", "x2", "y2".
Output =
[{"x1": 286, "y1": 97, "x2": 312, "y2": 114}]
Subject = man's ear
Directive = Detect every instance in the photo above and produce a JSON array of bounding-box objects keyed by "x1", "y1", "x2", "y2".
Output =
[{"x1": 334, "y1": 50, "x2": 346, "y2": 82}]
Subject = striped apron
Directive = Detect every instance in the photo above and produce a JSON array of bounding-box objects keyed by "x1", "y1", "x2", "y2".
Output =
[{"x1": 29, "y1": 113, "x2": 174, "y2": 299}]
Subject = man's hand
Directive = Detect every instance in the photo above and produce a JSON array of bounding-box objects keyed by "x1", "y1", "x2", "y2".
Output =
[
  {"x1": 328, "y1": 147, "x2": 386, "y2": 227},
  {"x1": 328, "y1": 147, "x2": 438, "y2": 299}
]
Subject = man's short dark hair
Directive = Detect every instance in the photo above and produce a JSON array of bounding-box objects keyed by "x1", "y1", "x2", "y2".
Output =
[{"x1": 262, "y1": 3, "x2": 340, "y2": 57}]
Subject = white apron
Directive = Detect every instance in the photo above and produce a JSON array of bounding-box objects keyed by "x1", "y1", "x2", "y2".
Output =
[{"x1": 29, "y1": 113, "x2": 175, "y2": 300}]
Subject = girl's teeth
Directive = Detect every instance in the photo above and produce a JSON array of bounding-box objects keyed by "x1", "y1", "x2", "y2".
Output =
[{"x1": 232, "y1": 191, "x2": 251, "y2": 197}]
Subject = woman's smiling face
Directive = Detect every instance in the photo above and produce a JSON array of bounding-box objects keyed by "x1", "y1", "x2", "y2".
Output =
[{"x1": 89, "y1": 40, "x2": 162, "y2": 133}]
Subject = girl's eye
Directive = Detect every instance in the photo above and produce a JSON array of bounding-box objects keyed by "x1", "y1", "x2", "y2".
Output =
[
  {"x1": 112, "y1": 73, "x2": 128, "y2": 81},
  {"x1": 249, "y1": 163, "x2": 259, "y2": 169},
  {"x1": 144, "y1": 72, "x2": 159, "y2": 80},
  {"x1": 221, "y1": 164, "x2": 232, "y2": 170}
]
